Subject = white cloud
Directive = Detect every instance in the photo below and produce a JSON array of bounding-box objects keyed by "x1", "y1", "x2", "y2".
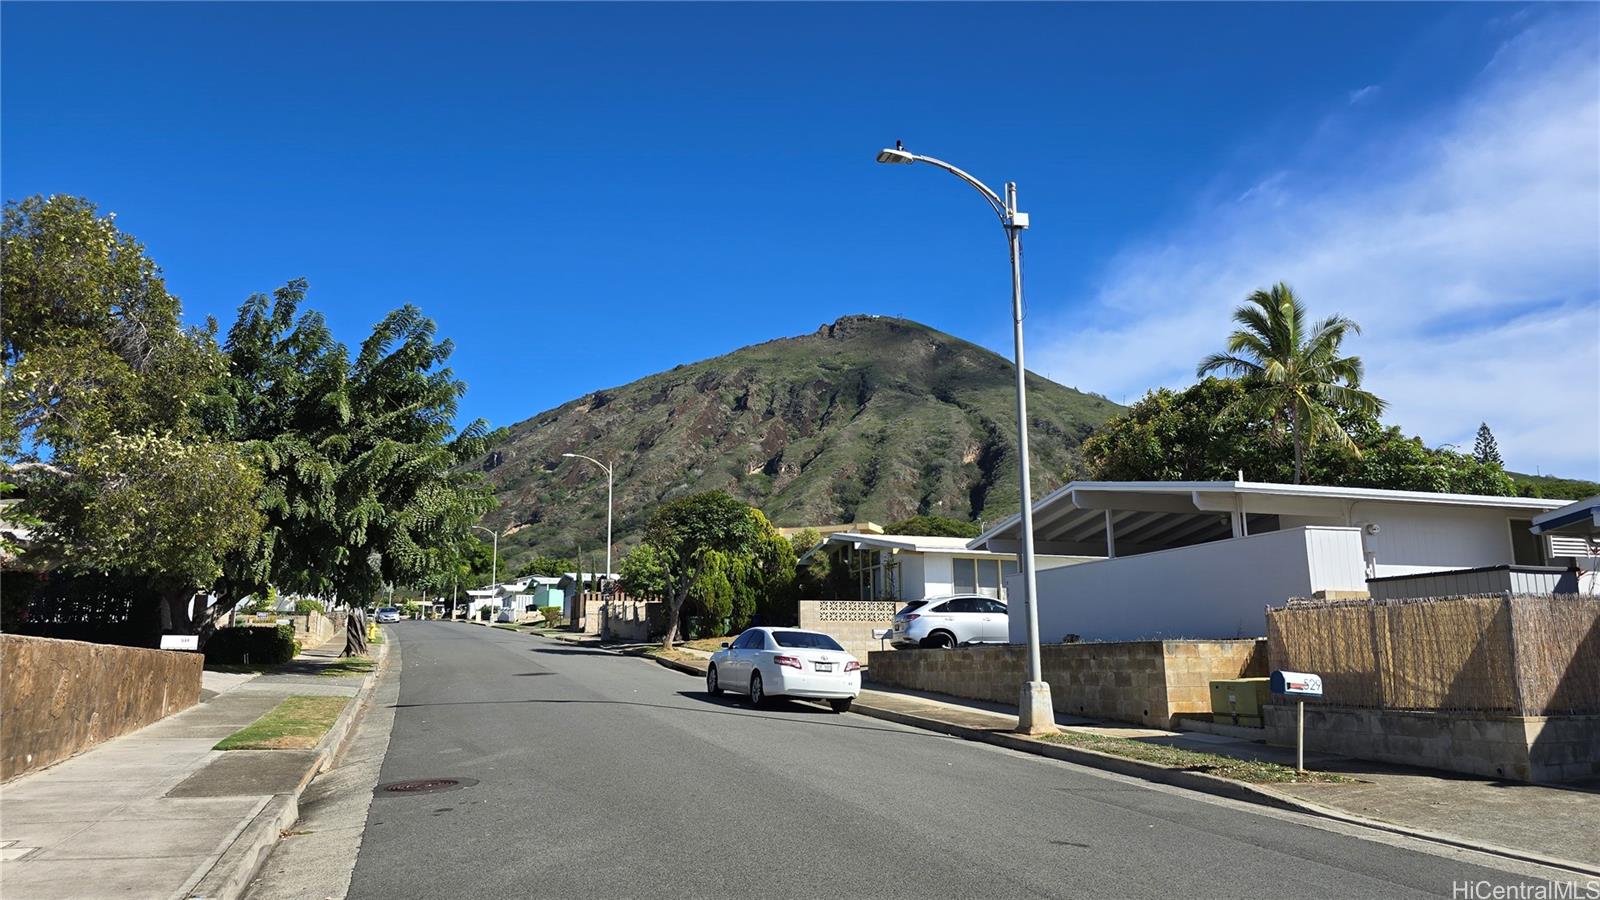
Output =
[
  {"x1": 1347, "y1": 84, "x2": 1380, "y2": 105},
  {"x1": 1035, "y1": 13, "x2": 1600, "y2": 479}
]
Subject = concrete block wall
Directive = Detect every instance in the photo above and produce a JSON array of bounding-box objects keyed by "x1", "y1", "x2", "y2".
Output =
[
  {"x1": 798, "y1": 600, "x2": 898, "y2": 663},
  {"x1": 867, "y1": 639, "x2": 1266, "y2": 728},
  {"x1": 1263, "y1": 704, "x2": 1600, "y2": 784},
  {"x1": 2, "y1": 634, "x2": 203, "y2": 781}
]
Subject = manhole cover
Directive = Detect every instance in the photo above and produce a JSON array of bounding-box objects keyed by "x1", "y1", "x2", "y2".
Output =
[{"x1": 377, "y1": 777, "x2": 477, "y2": 795}]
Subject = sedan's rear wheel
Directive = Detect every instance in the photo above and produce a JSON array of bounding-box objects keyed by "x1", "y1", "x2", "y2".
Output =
[
  {"x1": 829, "y1": 698, "x2": 853, "y2": 714},
  {"x1": 749, "y1": 671, "x2": 766, "y2": 706},
  {"x1": 706, "y1": 665, "x2": 722, "y2": 696}
]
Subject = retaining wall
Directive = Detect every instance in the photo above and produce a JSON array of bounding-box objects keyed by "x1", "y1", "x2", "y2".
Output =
[
  {"x1": 867, "y1": 639, "x2": 1267, "y2": 728},
  {"x1": 2, "y1": 634, "x2": 203, "y2": 781},
  {"x1": 1264, "y1": 703, "x2": 1600, "y2": 784}
]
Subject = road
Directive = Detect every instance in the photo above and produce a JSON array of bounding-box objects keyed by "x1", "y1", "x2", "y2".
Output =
[{"x1": 343, "y1": 621, "x2": 1542, "y2": 899}]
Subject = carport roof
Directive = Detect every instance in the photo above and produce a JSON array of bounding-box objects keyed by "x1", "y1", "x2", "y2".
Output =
[
  {"x1": 1530, "y1": 494, "x2": 1600, "y2": 536},
  {"x1": 969, "y1": 480, "x2": 1565, "y2": 557}
]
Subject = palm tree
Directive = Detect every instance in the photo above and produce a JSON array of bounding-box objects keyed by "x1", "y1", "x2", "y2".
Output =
[{"x1": 1197, "y1": 282, "x2": 1385, "y2": 484}]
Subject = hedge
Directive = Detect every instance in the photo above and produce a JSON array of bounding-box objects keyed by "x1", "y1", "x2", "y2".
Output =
[{"x1": 205, "y1": 623, "x2": 301, "y2": 665}]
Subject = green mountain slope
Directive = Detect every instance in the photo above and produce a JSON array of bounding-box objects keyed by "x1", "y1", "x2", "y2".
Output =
[{"x1": 474, "y1": 315, "x2": 1122, "y2": 569}]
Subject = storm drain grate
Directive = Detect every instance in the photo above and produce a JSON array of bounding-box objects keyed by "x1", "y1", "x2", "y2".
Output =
[{"x1": 377, "y1": 777, "x2": 477, "y2": 795}]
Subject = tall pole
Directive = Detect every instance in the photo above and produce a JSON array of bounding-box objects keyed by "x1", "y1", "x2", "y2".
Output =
[
  {"x1": 875, "y1": 145, "x2": 1054, "y2": 735},
  {"x1": 562, "y1": 452, "x2": 614, "y2": 586},
  {"x1": 472, "y1": 525, "x2": 499, "y2": 620}
]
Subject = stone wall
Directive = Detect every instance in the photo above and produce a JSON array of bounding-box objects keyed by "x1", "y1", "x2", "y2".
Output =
[
  {"x1": 1264, "y1": 703, "x2": 1600, "y2": 784},
  {"x1": 867, "y1": 639, "x2": 1266, "y2": 728},
  {"x1": 797, "y1": 600, "x2": 898, "y2": 662},
  {"x1": 2, "y1": 634, "x2": 203, "y2": 781}
]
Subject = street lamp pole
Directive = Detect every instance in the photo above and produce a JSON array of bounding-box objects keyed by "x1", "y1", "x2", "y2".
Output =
[
  {"x1": 561, "y1": 452, "x2": 613, "y2": 582},
  {"x1": 471, "y1": 525, "x2": 498, "y2": 619},
  {"x1": 876, "y1": 144, "x2": 1055, "y2": 735}
]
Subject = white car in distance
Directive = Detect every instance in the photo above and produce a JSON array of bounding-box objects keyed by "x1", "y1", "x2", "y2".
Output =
[
  {"x1": 374, "y1": 606, "x2": 401, "y2": 624},
  {"x1": 707, "y1": 627, "x2": 861, "y2": 713},
  {"x1": 889, "y1": 594, "x2": 1009, "y2": 649}
]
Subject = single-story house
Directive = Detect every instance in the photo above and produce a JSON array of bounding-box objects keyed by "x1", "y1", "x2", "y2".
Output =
[
  {"x1": 969, "y1": 480, "x2": 1569, "y2": 643},
  {"x1": 800, "y1": 531, "x2": 1096, "y2": 604}
]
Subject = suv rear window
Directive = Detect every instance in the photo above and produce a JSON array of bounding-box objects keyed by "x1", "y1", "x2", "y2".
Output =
[
  {"x1": 771, "y1": 631, "x2": 845, "y2": 651},
  {"x1": 895, "y1": 600, "x2": 929, "y2": 617}
]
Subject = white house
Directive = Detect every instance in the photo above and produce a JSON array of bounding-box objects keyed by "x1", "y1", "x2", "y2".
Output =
[
  {"x1": 969, "y1": 480, "x2": 1569, "y2": 643},
  {"x1": 800, "y1": 531, "x2": 1095, "y2": 603}
]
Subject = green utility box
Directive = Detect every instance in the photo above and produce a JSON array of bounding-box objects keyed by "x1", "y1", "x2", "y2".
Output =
[{"x1": 1209, "y1": 678, "x2": 1270, "y2": 728}]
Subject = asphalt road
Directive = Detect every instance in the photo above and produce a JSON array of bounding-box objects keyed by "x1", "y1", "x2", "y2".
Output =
[{"x1": 346, "y1": 622, "x2": 1544, "y2": 899}]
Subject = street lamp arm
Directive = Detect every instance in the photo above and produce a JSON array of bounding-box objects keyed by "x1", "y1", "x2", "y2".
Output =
[
  {"x1": 561, "y1": 452, "x2": 612, "y2": 476},
  {"x1": 905, "y1": 153, "x2": 1007, "y2": 224}
]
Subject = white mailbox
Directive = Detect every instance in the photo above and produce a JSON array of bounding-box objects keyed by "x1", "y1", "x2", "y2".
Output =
[
  {"x1": 160, "y1": 634, "x2": 199, "y2": 652},
  {"x1": 1271, "y1": 670, "x2": 1323, "y2": 699}
]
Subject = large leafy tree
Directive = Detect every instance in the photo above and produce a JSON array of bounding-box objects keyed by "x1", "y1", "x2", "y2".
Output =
[
  {"x1": 1197, "y1": 282, "x2": 1385, "y2": 483},
  {"x1": 643, "y1": 491, "x2": 761, "y2": 648},
  {"x1": 1082, "y1": 379, "x2": 1513, "y2": 495},
  {"x1": 2, "y1": 196, "x2": 262, "y2": 632},
  {"x1": 212, "y1": 284, "x2": 494, "y2": 613},
  {"x1": 884, "y1": 514, "x2": 980, "y2": 539}
]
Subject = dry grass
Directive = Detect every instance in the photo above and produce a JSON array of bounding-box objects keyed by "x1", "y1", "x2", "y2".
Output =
[{"x1": 1037, "y1": 730, "x2": 1354, "y2": 785}]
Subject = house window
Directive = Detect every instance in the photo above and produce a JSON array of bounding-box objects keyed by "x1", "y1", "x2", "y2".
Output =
[
  {"x1": 953, "y1": 558, "x2": 977, "y2": 594},
  {"x1": 1000, "y1": 559, "x2": 1018, "y2": 599},
  {"x1": 977, "y1": 559, "x2": 1000, "y2": 598}
]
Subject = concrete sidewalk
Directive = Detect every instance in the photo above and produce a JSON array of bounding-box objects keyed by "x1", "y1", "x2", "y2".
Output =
[
  {"x1": 0, "y1": 633, "x2": 385, "y2": 900},
  {"x1": 646, "y1": 641, "x2": 1598, "y2": 875}
]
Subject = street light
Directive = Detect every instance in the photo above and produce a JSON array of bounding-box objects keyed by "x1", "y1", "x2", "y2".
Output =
[
  {"x1": 875, "y1": 143, "x2": 1053, "y2": 735},
  {"x1": 471, "y1": 525, "x2": 499, "y2": 620},
  {"x1": 561, "y1": 452, "x2": 614, "y2": 584}
]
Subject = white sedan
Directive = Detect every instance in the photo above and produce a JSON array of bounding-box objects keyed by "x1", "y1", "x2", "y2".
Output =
[{"x1": 707, "y1": 627, "x2": 861, "y2": 713}]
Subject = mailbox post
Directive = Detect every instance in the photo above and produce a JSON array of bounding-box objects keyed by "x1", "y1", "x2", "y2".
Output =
[{"x1": 1270, "y1": 670, "x2": 1324, "y2": 773}]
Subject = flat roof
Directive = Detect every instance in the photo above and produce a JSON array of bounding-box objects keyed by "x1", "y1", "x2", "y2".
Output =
[{"x1": 971, "y1": 480, "x2": 1566, "y2": 552}]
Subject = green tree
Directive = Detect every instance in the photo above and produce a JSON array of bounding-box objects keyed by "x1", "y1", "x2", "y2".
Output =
[
  {"x1": 644, "y1": 491, "x2": 761, "y2": 649},
  {"x1": 3, "y1": 196, "x2": 261, "y2": 631},
  {"x1": 1083, "y1": 380, "x2": 1513, "y2": 496},
  {"x1": 1197, "y1": 282, "x2": 1385, "y2": 483},
  {"x1": 1473, "y1": 423, "x2": 1503, "y2": 467},
  {"x1": 210, "y1": 281, "x2": 494, "y2": 628},
  {"x1": 686, "y1": 549, "x2": 735, "y2": 635},
  {"x1": 884, "y1": 514, "x2": 980, "y2": 538},
  {"x1": 618, "y1": 543, "x2": 668, "y2": 600}
]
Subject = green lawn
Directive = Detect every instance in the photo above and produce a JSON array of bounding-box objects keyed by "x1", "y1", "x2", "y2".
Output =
[
  {"x1": 214, "y1": 696, "x2": 350, "y2": 750},
  {"x1": 318, "y1": 657, "x2": 376, "y2": 677},
  {"x1": 1036, "y1": 730, "x2": 1352, "y2": 784}
]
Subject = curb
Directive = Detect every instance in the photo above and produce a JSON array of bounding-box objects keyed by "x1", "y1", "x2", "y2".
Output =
[
  {"x1": 186, "y1": 631, "x2": 394, "y2": 899},
  {"x1": 637, "y1": 652, "x2": 1598, "y2": 878}
]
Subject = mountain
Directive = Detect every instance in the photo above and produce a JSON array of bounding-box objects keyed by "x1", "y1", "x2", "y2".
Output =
[{"x1": 473, "y1": 315, "x2": 1122, "y2": 569}]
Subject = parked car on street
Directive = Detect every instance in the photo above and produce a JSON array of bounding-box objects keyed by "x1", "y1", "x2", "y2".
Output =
[
  {"x1": 890, "y1": 594, "x2": 1008, "y2": 649},
  {"x1": 707, "y1": 627, "x2": 861, "y2": 712},
  {"x1": 375, "y1": 606, "x2": 401, "y2": 624}
]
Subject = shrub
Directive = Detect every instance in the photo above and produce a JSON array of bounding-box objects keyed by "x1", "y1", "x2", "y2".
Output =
[
  {"x1": 539, "y1": 606, "x2": 564, "y2": 626},
  {"x1": 293, "y1": 598, "x2": 326, "y2": 615},
  {"x1": 205, "y1": 624, "x2": 300, "y2": 665}
]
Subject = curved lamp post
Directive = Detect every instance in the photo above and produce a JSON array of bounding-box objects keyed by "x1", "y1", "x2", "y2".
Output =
[
  {"x1": 561, "y1": 452, "x2": 614, "y2": 583},
  {"x1": 875, "y1": 144, "x2": 1054, "y2": 735}
]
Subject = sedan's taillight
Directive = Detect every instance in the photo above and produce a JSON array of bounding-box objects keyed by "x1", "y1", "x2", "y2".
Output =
[
  {"x1": 845, "y1": 661, "x2": 861, "y2": 673},
  {"x1": 774, "y1": 655, "x2": 802, "y2": 670}
]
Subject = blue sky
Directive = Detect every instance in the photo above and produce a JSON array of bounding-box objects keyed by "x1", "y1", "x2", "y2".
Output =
[{"x1": 4, "y1": 3, "x2": 1596, "y2": 478}]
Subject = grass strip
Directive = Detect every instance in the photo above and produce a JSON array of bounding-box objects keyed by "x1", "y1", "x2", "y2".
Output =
[
  {"x1": 1036, "y1": 730, "x2": 1353, "y2": 784},
  {"x1": 318, "y1": 657, "x2": 375, "y2": 677},
  {"x1": 214, "y1": 695, "x2": 350, "y2": 750}
]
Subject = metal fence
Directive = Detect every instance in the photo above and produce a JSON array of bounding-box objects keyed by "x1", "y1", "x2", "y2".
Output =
[{"x1": 1266, "y1": 593, "x2": 1600, "y2": 716}]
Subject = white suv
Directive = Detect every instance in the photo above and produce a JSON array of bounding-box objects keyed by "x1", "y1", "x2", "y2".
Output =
[{"x1": 889, "y1": 594, "x2": 1009, "y2": 649}]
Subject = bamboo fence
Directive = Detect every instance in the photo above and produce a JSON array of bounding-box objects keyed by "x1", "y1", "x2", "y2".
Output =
[{"x1": 1266, "y1": 593, "x2": 1600, "y2": 716}]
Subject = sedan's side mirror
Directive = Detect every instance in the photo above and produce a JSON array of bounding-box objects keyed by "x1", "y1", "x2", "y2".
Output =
[{"x1": 720, "y1": 642, "x2": 730, "y2": 649}]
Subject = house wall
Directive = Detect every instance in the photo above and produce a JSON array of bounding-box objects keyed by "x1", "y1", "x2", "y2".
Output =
[
  {"x1": 913, "y1": 553, "x2": 1090, "y2": 601},
  {"x1": 866, "y1": 639, "x2": 1266, "y2": 728},
  {"x1": 1278, "y1": 504, "x2": 1522, "y2": 577},
  {"x1": 2, "y1": 635, "x2": 203, "y2": 781},
  {"x1": 1008, "y1": 526, "x2": 1367, "y2": 643},
  {"x1": 897, "y1": 554, "x2": 927, "y2": 600}
]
